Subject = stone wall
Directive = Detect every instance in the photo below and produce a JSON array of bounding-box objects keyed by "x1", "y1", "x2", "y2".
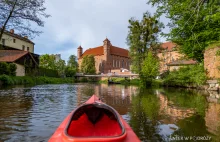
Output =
[{"x1": 204, "y1": 47, "x2": 220, "y2": 79}]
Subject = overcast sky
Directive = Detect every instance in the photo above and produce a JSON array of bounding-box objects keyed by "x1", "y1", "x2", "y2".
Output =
[{"x1": 33, "y1": 0, "x2": 169, "y2": 62}]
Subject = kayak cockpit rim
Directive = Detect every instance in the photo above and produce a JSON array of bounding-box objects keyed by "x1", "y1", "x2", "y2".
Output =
[{"x1": 64, "y1": 102, "x2": 126, "y2": 138}]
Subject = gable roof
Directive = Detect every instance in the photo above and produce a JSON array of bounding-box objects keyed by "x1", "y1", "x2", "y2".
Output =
[
  {"x1": 0, "y1": 50, "x2": 29, "y2": 62},
  {"x1": 81, "y1": 46, "x2": 129, "y2": 58},
  {"x1": 161, "y1": 42, "x2": 177, "y2": 51}
]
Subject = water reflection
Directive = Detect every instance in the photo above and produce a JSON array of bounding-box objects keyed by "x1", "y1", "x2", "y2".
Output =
[{"x1": 0, "y1": 84, "x2": 220, "y2": 141}]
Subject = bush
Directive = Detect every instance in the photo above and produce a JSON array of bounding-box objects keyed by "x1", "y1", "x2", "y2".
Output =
[
  {"x1": 0, "y1": 75, "x2": 75, "y2": 86},
  {"x1": 0, "y1": 62, "x2": 10, "y2": 75},
  {"x1": 163, "y1": 64, "x2": 207, "y2": 87},
  {"x1": 8, "y1": 63, "x2": 17, "y2": 76}
]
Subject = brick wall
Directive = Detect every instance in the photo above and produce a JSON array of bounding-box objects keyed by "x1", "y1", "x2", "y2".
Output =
[{"x1": 204, "y1": 47, "x2": 220, "y2": 79}]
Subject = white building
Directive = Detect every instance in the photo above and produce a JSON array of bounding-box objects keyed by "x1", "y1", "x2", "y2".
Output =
[{"x1": 1, "y1": 29, "x2": 35, "y2": 53}]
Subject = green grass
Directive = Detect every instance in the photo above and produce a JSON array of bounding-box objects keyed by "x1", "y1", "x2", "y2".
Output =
[
  {"x1": 99, "y1": 78, "x2": 141, "y2": 86},
  {"x1": 0, "y1": 75, "x2": 75, "y2": 86}
]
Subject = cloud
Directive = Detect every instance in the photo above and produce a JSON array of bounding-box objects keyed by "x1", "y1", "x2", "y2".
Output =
[{"x1": 33, "y1": 0, "x2": 168, "y2": 61}]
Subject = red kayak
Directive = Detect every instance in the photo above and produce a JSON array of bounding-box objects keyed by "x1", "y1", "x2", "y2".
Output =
[{"x1": 49, "y1": 95, "x2": 140, "y2": 142}]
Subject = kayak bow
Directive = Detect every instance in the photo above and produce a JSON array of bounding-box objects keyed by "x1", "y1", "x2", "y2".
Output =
[{"x1": 49, "y1": 95, "x2": 140, "y2": 142}]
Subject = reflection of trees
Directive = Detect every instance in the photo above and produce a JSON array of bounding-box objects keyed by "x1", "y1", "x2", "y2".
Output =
[
  {"x1": 129, "y1": 89, "x2": 163, "y2": 141},
  {"x1": 171, "y1": 115, "x2": 210, "y2": 137},
  {"x1": 161, "y1": 88, "x2": 208, "y2": 116}
]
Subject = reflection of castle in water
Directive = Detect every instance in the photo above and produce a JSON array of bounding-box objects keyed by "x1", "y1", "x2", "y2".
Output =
[
  {"x1": 157, "y1": 90, "x2": 220, "y2": 136},
  {"x1": 77, "y1": 84, "x2": 138, "y2": 115},
  {"x1": 205, "y1": 101, "x2": 220, "y2": 135},
  {"x1": 156, "y1": 92, "x2": 195, "y2": 123}
]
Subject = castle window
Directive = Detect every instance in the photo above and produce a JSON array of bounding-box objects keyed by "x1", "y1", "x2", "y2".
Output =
[
  {"x1": 122, "y1": 60, "x2": 124, "y2": 68},
  {"x1": 13, "y1": 39, "x2": 16, "y2": 43},
  {"x1": 27, "y1": 47, "x2": 29, "y2": 51},
  {"x1": 113, "y1": 60, "x2": 114, "y2": 67},
  {"x1": 22, "y1": 45, "x2": 25, "y2": 50}
]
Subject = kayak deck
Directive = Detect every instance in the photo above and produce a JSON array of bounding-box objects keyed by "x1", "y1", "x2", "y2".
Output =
[
  {"x1": 49, "y1": 95, "x2": 140, "y2": 142},
  {"x1": 67, "y1": 104, "x2": 123, "y2": 137}
]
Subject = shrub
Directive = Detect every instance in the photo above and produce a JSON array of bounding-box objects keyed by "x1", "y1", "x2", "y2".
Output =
[
  {"x1": 163, "y1": 64, "x2": 207, "y2": 87},
  {"x1": 0, "y1": 62, "x2": 10, "y2": 75},
  {"x1": 8, "y1": 63, "x2": 17, "y2": 76}
]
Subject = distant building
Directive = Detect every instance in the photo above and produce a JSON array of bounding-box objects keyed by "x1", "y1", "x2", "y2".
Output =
[
  {"x1": 77, "y1": 38, "x2": 130, "y2": 74},
  {"x1": 0, "y1": 29, "x2": 35, "y2": 53},
  {"x1": 157, "y1": 42, "x2": 197, "y2": 73},
  {"x1": 0, "y1": 50, "x2": 39, "y2": 76},
  {"x1": 54, "y1": 54, "x2": 61, "y2": 62},
  {"x1": 0, "y1": 29, "x2": 39, "y2": 76}
]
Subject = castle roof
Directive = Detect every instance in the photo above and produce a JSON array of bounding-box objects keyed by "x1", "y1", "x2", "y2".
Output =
[{"x1": 81, "y1": 45, "x2": 129, "y2": 58}]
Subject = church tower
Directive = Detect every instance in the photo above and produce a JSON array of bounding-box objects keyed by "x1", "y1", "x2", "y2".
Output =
[{"x1": 77, "y1": 45, "x2": 83, "y2": 59}]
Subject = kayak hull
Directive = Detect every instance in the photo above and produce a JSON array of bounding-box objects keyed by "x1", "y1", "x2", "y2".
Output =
[{"x1": 49, "y1": 95, "x2": 140, "y2": 142}]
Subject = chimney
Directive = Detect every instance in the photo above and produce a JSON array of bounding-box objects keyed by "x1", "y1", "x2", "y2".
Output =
[{"x1": 10, "y1": 29, "x2": 14, "y2": 34}]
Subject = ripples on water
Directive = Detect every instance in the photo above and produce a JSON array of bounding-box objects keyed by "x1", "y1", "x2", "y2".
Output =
[{"x1": 0, "y1": 84, "x2": 220, "y2": 142}]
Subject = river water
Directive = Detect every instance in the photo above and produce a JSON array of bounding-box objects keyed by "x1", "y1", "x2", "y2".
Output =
[{"x1": 0, "y1": 83, "x2": 220, "y2": 142}]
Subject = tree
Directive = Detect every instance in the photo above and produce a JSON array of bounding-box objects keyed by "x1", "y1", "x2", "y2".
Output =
[
  {"x1": 81, "y1": 55, "x2": 96, "y2": 74},
  {"x1": 140, "y1": 51, "x2": 159, "y2": 86},
  {"x1": 148, "y1": 0, "x2": 220, "y2": 62},
  {"x1": 67, "y1": 55, "x2": 78, "y2": 69},
  {"x1": 56, "y1": 59, "x2": 66, "y2": 77},
  {"x1": 39, "y1": 54, "x2": 66, "y2": 77},
  {"x1": 0, "y1": 0, "x2": 50, "y2": 40},
  {"x1": 39, "y1": 54, "x2": 56, "y2": 70},
  {"x1": 65, "y1": 55, "x2": 78, "y2": 77},
  {"x1": 65, "y1": 66, "x2": 76, "y2": 77},
  {"x1": 127, "y1": 12, "x2": 163, "y2": 73}
]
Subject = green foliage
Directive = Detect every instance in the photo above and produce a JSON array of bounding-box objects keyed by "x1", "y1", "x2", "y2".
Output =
[
  {"x1": 40, "y1": 54, "x2": 66, "y2": 77},
  {"x1": 0, "y1": 62, "x2": 9, "y2": 75},
  {"x1": 0, "y1": 75, "x2": 74, "y2": 86},
  {"x1": 163, "y1": 64, "x2": 207, "y2": 86},
  {"x1": 65, "y1": 66, "x2": 76, "y2": 77},
  {"x1": 67, "y1": 55, "x2": 78, "y2": 70},
  {"x1": 140, "y1": 51, "x2": 159, "y2": 86},
  {"x1": 65, "y1": 55, "x2": 78, "y2": 77},
  {"x1": 148, "y1": 0, "x2": 220, "y2": 62},
  {"x1": 56, "y1": 59, "x2": 66, "y2": 77},
  {"x1": 8, "y1": 63, "x2": 16, "y2": 76},
  {"x1": 127, "y1": 12, "x2": 163, "y2": 73},
  {"x1": 40, "y1": 54, "x2": 57, "y2": 70},
  {"x1": 36, "y1": 67, "x2": 59, "y2": 78},
  {"x1": 0, "y1": 62, "x2": 16, "y2": 76},
  {"x1": 81, "y1": 55, "x2": 96, "y2": 74}
]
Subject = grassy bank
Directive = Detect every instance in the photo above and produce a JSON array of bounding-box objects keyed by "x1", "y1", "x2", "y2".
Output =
[
  {"x1": 99, "y1": 78, "x2": 141, "y2": 86},
  {"x1": 0, "y1": 75, "x2": 74, "y2": 86}
]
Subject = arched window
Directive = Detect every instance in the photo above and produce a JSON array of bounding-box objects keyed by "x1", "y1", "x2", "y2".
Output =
[{"x1": 122, "y1": 60, "x2": 124, "y2": 68}]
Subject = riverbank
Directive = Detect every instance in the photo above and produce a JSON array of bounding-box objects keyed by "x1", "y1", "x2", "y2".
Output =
[{"x1": 0, "y1": 75, "x2": 74, "y2": 86}]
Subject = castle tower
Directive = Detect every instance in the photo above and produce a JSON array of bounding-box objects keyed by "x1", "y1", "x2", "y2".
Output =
[
  {"x1": 103, "y1": 38, "x2": 111, "y2": 61},
  {"x1": 77, "y1": 45, "x2": 83, "y2": 59}
]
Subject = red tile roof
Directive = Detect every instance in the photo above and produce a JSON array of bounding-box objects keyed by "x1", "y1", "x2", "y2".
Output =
[
  {"x1": 82, "y1": 46, "x2": 104, "y2": 57},
  {"x1": 0, "y1": 50, "x2": 29, "y2": 62},
  {"x1": 81, "y1": 46, "x2": 129, "y2": 58},
  {"x1": 161, "y1": 42, "x2": 177, "y2": 51},
  {"x1": 167, "y1": 59, "x2": 197, "y2": 66},
  {"x1": 111, "y1": 46, "x2": 129, "y2": 57}
]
